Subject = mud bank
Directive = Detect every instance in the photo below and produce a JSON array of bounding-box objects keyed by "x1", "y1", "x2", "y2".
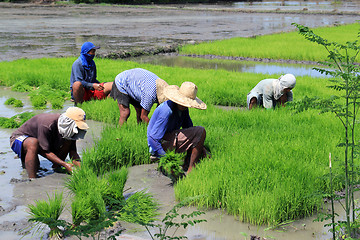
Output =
[{"x1": 0, "y1": 3, "x2": 358, "y2": 62}]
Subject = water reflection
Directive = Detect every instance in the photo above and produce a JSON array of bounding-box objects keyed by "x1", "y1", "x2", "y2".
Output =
[
  {"x1": 203, "y1": 0, "x2": 360, "y2": 13},
  {"x1": 128, "y1": 55, "x2": 327, "y2": 77}
]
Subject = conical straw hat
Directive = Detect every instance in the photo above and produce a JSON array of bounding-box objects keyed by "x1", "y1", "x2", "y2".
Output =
[
  {"x1": 164, "y1": 82, "x2": 206, "y2": 110},
  {"x1": 156, "y1": 78, "x2": 169, "y2": 104}
]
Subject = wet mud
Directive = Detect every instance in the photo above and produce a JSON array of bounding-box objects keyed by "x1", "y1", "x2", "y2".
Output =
[{"x1": 0, "y1": 2, "x2": 358, "y2": 62}]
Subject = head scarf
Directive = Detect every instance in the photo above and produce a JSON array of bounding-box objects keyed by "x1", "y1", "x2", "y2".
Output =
[
  {"x1": 273, "y1": 74, "x2": 296, "y2": 100},
  {"x1": 79, "y1": 42, "x2": 98, "y2": 70},
  {"x1": 58, "y1": 114, "x2": 86, "y2": 140}
]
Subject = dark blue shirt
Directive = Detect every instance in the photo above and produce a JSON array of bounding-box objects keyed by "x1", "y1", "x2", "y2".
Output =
[
  {"x1": 147, "y1": 100, "x2": 193, "y2": 157},
  {"x1": 70, "y1": 58, "x2": 100, "y2": 99}
]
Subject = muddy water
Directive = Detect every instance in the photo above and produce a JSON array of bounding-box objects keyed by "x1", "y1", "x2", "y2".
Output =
[
  {"x1": 0, "y1": 3, "x2": 358, "y2": 62},
  {"x1": 192, "y1": 0, "x2": 360, "y2": 13},
  {"x1": 128, "y1": 54, "x2": 326, "y2": 77}
]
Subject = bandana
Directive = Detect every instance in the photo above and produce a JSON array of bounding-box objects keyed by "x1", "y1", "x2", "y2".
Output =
[
  {"x1": 57, "y1": 114, "x2": 86, "y2": 140},
  {"x1": 79, "y1": 42, "x2": 97, "y2": 70}
]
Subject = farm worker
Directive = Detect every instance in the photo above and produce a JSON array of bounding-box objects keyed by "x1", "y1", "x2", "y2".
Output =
[
  {"x1": 70, "y1": 42, "x2": 113, "y2": 105},
  {"x1": 147, "y1": 81, "x2": 209, "y2": 175},
  {"x1": 110, "y1": 68, "x2": 169, "y2": 126},
  {"x1": 247, "y1": 73, "x2": 296, "y2": 110},
  {"x1": 9, "y1": 107, "x2": 88, "y2": 179}
]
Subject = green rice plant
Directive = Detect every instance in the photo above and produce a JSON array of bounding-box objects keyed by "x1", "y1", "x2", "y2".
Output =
[
  {"x1": 174, "y1": 106, "x2": 345, "y2": 225},
  {"x1": 179, "y1": 23, "x2": 360, "y2": 62},
  {"x1": 0, "y1": 112, "x2": 35, "y2": 128},
  {"x1": 28, "y1": 192, "x2": 65, "y2": 239},
  {"x1": 82, "y1": 123, "x2": 151, "y2": 174},
  {"x1": 11, "y1": 81, "x2": 33, "y2": 92},
  {"x1": 0, "y1": 57, "x2": 339, "y2": 108},
  {"x1": 30, "y1": 94, "x2": 47, "y2": 109},
  {"x1": 4, "y1": 97, "x2": 23, "y2": 107},
  {"x1": 103, "y1": 167, "x2": 129, "y2": 209},
  {"x1": 118, "y1": 190, "x2": 159, "y2": 225},
  {"x1": 13, "y1": 99, "x2": 24, "y2": 107},
  {"x1": 158, "y1": 150, "x2": 186, "y2": 183},
  {"x1": 4, "y1": 97, "x2": 16, "y2": 105}
]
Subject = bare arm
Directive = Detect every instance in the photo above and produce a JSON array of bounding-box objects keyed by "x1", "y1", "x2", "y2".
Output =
[{"x1": 140, "y1": 108, "x2": 150, "y2": 124}]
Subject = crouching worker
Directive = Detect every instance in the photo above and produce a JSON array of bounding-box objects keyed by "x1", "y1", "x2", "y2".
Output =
[
  {"x1": 70, "y1": 42, "x2": 113, "y2": 105},
  {"x1": 247, "y1": 73, "x2": 296, "y2": 110},
  {"x1": 147, "y1": 82, "x2": 208, "y2": 175},
  {"x1": 10, "y1": 107, "x2": 89, "y2": 179},
  {"x1": 110, "y1": 68, "x2": 168, "y2": 126}
]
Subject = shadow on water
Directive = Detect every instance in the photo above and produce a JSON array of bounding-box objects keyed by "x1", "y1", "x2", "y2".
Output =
[{"x1": 127, "y1": 55, "x2": 327, "y2": 77}]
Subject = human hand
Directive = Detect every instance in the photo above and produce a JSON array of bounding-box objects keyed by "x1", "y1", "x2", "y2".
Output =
[{"x1": 93, "y1": 83, "x2": 104, "y2": 91}]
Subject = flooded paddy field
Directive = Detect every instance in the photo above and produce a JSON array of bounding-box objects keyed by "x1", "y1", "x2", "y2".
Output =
[
  {"x1": 0, "y1": 2, "x2": 358, "y2": 61},
  {"x1": 0, "y1": 2, "x2": 360, "y2": 240}
]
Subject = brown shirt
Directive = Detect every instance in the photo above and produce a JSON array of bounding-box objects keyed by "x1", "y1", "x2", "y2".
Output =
[{"x1": 10, "y1": 113, "x2": 75, "y2": 153}]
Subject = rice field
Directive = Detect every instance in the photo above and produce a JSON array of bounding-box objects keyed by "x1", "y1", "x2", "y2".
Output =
[
  {"x1": 179, "y1": 23, "x2": 360, "y2": 62},
  {"x1": 0, "y1": 58, "x2": 336, "y2": 108},
  {"x1": 0, "y1": 22, "x2": 356, "y2": 227}
]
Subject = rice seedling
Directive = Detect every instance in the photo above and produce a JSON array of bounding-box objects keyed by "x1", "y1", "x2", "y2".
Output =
[
  {"x1": 118, "y1": 190, "x2": 159, "y2": 225},
  {"x1": 4, "y1": 97, "x2": 23, "y2": 107},
  {"x1": 81, "y1": 123, "x2": 151, "y2": 173},
  {"x1": 29, "y1": 94, "x2": 47, "y2": 109},
  {"x1": 158, "y1": 150, "x2": 186, "y2": 183},
  {"x1": 28, "y1": 192, "x2": 65, "y2": 239},
  {"x1": 0, "y1": 57, "x2": 338, "y2": 108},
  {"x1": 179, "y1": 23, "x2": 360, "y2": 62},
  {"x1": 0, "y1": 112, "x2": 35, "y2": 128}
]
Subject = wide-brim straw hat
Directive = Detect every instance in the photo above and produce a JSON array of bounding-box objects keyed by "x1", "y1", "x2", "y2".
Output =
[
  {"x1": 156, "y1": 78, "x2": 169, "y2": 104},
  {"x1": 164, "y1": 82, "x2": 207, "y2": 110}
]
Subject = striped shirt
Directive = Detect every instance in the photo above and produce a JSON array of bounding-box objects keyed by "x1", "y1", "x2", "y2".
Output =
[{"x1": 115, "y1": 68, "x2": 159, "y2": 111}]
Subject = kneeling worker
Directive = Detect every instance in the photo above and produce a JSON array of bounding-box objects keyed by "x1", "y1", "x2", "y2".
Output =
[
  {"x1": 147, "y1": 82, "x2": 208, "y2": 175},
  {"x1": 10, "y1": 107, "x2": 88, "y2": 179}
]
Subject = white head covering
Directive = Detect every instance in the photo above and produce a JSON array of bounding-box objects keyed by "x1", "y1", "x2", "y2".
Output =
[
  {"x1": 58, "y1": 114, "x2": 86, "y2": 140},
  {"x1": 273, "y1": 74, "x2": 296, "y2": 100}
]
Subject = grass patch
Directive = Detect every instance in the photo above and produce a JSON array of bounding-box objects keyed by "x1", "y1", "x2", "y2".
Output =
[
  {"x1": 180, "y1": 23, "x2": 360, "y2": 62},
  {"x1": 0, "y1": 112, "x2": 35, "y2": 128}
]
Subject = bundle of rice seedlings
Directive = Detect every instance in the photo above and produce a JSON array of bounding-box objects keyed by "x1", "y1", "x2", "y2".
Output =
[
  {"x1": 158, "y1": 150, "x2": 186, "y2": 183},
  {"x1": 28, "y1": 192, "x2": 65, "y2": 239},
  {"x1": 118, "y1": 190, "x2": 159, "y2": 225}
]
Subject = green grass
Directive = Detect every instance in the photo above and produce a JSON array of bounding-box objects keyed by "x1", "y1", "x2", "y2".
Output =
[{"x1": 180, "y1": 23, "x2": 360, "y2": 62}]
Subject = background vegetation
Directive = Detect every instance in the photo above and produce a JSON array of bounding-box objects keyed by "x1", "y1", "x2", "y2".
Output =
[{"x1": 180, "y1": 23, "x2": 360, "y2": 62}]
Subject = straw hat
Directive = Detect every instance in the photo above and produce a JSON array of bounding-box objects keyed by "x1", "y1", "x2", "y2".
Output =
[
  {"x1": 164, "y1": 82, "x2": 206, "y2": 110},
  {"x1": 156, "y1": 78, "x2": 169, "y2": 104},
  {"x1": 64, "y1": 107, "x2": 89, "y2": 130}
]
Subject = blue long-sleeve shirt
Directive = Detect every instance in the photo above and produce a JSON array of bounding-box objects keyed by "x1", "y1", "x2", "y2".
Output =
[
  {"x1": 70, "y1": 58, "x2": 100, "y2": 99},
  {"x1": 147, "y1": 100, "x2": 193, "y2": 157}
]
